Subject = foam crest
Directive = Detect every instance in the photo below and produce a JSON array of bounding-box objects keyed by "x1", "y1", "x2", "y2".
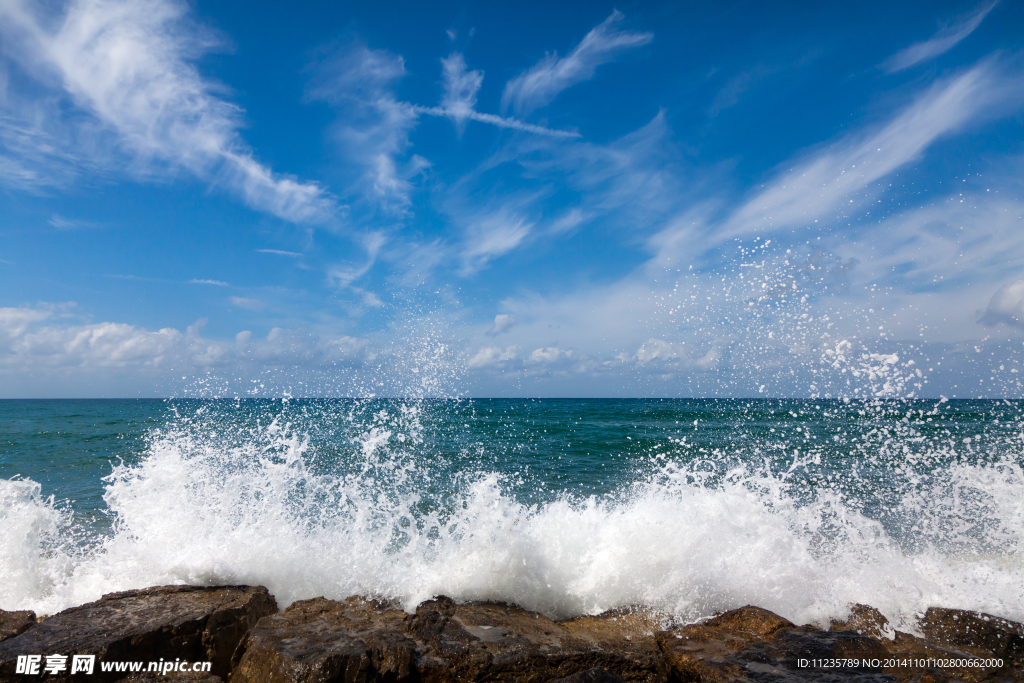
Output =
[{"x1": 0, "y1": 479, "x2": 75, "y2": 609}]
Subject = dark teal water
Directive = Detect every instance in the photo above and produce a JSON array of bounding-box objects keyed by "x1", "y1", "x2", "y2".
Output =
[{"x1": 2, "y1": 398, "x2": 1023, "y2": 625}]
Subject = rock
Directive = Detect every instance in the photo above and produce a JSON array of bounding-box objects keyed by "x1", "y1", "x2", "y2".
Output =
[
  {"x1": 704, "y1": 605, "x2": 796, "y2": 640},
  {"x1": 7, "y1": 587, "x2": 1023, "y2": 683},
  {"x1": 0, "y1": 611, "x2": 35, "y2": 643},
  {"x1": 831, "y1": 605, "x2": 893, "y2": 640},
  {"x1": 551, "y1": 667, "x2": 628, "y2": 683},
  {"x1": 230, "y1": 596, "x2": 417, "y2": 683},
  {"x1": 657, "y1": 606, "x2": 893, "y2": 683},
  {"x1": 410, "y1": 598, "x2": 670, "y2": 682},
  {"x1": 0, "y1": 585, "x2": 276, "y2": 683},
  {"x1": 918, "y1": 608, "x2": 1024, "y2": 666},
  {"x1": 233, "y1": 596, "x2": 670, "y2": 683},
  {"x1": 123, "y1": 673, "x2": 222, "y2": 683}
]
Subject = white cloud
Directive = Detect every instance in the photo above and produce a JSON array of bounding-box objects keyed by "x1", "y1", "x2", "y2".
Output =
[
  {"x1": 486, "y1": 314, "x2": 516, "y2": 337},
  {"x1": 439, "y1": 53, "x2": 482, "y2": 130},
  {"x1": 517, "y1": 110, "x2": 682, "y2": 231},
  {"x1": 227, "y1": 296, "x2": 263, "y2": 310},
  {"x1": 49, "y1": 214, "x2": 97, "y2": 230},
  {"x1": 0, "y1": 307, "x2": 53, "y2": 348},
  {"x1": 414, "y1": 52, "x2": 579, "y2": 137},
  {"x1": 310, "y1": 45, "x2": 575, "y2": 218},
  {"x1": 468, "y1": 345, "x2": 519, "y2": 369},
  {"x1": 882, "y1": 1, "x2": 998, "y2": 73},
  {"x1": 328, "y1": 231, "x2": 386, "y2": 288},
  {"x1": 832, "y1": 197, "x2": 1024, "y2": 296},
  {"x1": 0, "y1": 114, "x2": 98, "y2": 190},
  {"x1": 256, "y1": 249, "x2": 302, "y2": 257},
  {"x1": 980, "y1": 280, "x2": 1024, "y2": 329},
  {"x1": 501, "y1": 11, "x2": 652, "y2": 116},
  {"x1": 529, "y1": 346, "x2": 573, "y2": 364},
  {"x1": 0, "y1": 0, "x2": 333, "y2": 222},
  {"x1": 636, "y1": 338, "x2": 722, "y2": 371},
  {"x1": 459, "y1": 208, "x2": 534, "y2": 275},
  {"x1": 717, "y1": 63, "x2": 1004, "y2": 240},
  {"x1": 308, "y1": 44, "x2": 424, "y2": 214},
  {"x1": 548, "y1": 207, "x2": 590, "y2": 235},
  {"x1": 0, "y1": 304, "x2": 374, "y2": 396},
  {"x1": 189, "y1": 279, "x2": 227, "y2": 286}
]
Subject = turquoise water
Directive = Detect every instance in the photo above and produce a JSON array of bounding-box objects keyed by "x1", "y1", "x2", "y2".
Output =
[{"x1": 2, "y1": 398, "x2": 1023, "y2": 629}]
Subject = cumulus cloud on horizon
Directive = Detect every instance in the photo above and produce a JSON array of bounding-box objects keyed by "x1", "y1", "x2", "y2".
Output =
[
  {"x1": 980, "y1": 280, "x2": 1024, "y2": 329},
  {"x1": 0, "y1": 304, "x2": 372, "y2": 396}
]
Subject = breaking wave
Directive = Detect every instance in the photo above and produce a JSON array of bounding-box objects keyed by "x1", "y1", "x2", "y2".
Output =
[{"x1": 2, "y1": 398, "x2": 1022, "y2": 633}]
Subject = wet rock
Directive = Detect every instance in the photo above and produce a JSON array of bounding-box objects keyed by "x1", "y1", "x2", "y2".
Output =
[
  {"x1": 655, "y1": 606, "x2": 796, "y2": 683},
  {"x1": 7, "y1": 587, "x2": 1023, "y2": 683},
  {"x1": 0, "y1": 611, "x2": 36, "y2": 643},
  {"x1": 551, "y1": 667, "x2": 628, "y2": 683},
  {"x1": 918, "y1": 608, "x2": 1024, "y2": 666},
  {"x1": 830, "y1": 605, "x2": 894, "y2": 640},
  {"x1": 230, "y1": 596, "x2": 417, "y2": 683},
  {"x1": 704, "y1": 605, "x2": 796, "y2": 640},
  {"x1": 123, "y1": 672, "x2": 222, "y2": 683},
  {"x1": 0, "y1": 585, "x2": 276, "y2": 683},
  {"x1": 657, "y1": 606, "x2": 893, "y2": 683},
  {"x1": 410, "y1": 597, "x2": 669, "y2": 682},
  {"x1": 233, "y1": 596, "x2": 670, "y2": 683}
]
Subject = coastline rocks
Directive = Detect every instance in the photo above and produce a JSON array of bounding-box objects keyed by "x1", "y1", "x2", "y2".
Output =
[
  {"x1": 0, "y1": 585, "x2": 276, "y2": 683},
  {"x1": 0, "y1": 611, "x2": 36, "y2": 643},
  {"x1": 2, "y1": 587, "x2": 1022, "y2": 683},
  {"x1": 232, "y1": 596, "x2": 670, "y2": 683}
]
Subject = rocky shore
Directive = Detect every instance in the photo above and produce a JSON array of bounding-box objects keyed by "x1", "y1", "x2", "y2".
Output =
[{"x1": 1, "y1": 586, "x2": 1021, "y2": 682}]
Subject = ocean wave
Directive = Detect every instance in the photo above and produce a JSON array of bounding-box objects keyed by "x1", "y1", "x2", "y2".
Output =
[{"x1": 2, "y1": 401, "x2": 1022, "y2": 632}]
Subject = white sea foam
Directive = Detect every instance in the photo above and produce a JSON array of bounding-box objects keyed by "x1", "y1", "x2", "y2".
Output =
[{"x1": 1, "y1": 406, "x2": 1022, "y2": 632}]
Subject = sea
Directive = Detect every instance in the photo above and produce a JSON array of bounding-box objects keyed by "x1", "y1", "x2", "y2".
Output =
[{"x1": 1, "y1": 397, "x2": 1022, "y2": 632}]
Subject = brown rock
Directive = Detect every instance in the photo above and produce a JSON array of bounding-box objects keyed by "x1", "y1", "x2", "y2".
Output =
[
  {"x1": 918, "y1": 608, "x2": 1024, "y2": 665},
  {"x1": 410, "y1": 598, "x2": 669, "y2": 682},
  {"x1": 831, "y1": 605, "x2": 893, "y2": 640},
  {"x1": 0, "y1": 585, "x2": 276, "y2": 683},
  {"x1": 0, "y1": 611, "x2": 35, "y2": 643},
  {"x1": 123, "y1": 672, "x2": 222, "y2": 683},
  {"x1": 704, "y1": 606, "x2": 796, "y2": 640},
  {"x1": 233, "y1": 596, "x2": 670, "y2": 683},
  {"x1": 551, "y1": 667, "x2": 627, "y2": 683},
  {"x1": 230, "y1": 596, "x2": 417, "y2": 683},
  {"x1": 657, "y1": 606, "x2": 894, "y2": 683}
]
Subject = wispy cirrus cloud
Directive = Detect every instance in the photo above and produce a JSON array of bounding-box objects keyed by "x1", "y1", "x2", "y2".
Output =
[
  {"x1": 415, "y1": 53, "x2": 579, "y2": 137},
  {"x1": 49, "y1": 214, "x2": 98, "y2": 230},
  {"x1": 256, "y1": 249, "x2": 303, "y2": 258},
  {"x1": 307, "y1": 44, "x2": 425, "y2": 215},
  {"x1": 717, "y1": 62, "x2": 1007, "y2": 240},
  {"x1": 882, "y1": 1, "x2": 998, "y2": 73},
  {"x1": 458, "y1": 207, "x2": 534, "y2": 275},
  {"x1": 501, "y1": 11, "x2": 652, "y2": 116},
  {"x1": 0, "y1": 0, "x2": 334, "y2": 223},
  {"x1": 308, "y1": 43, "x2": 576, "y2": 217},
  {"x1": 327, "y1": 231, "x2": 386, "y2": 288}
]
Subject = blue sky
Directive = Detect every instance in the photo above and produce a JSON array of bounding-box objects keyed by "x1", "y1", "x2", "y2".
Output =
[{"x1": 1, "y1": 0, "x2": 1023, "y2": 397}]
